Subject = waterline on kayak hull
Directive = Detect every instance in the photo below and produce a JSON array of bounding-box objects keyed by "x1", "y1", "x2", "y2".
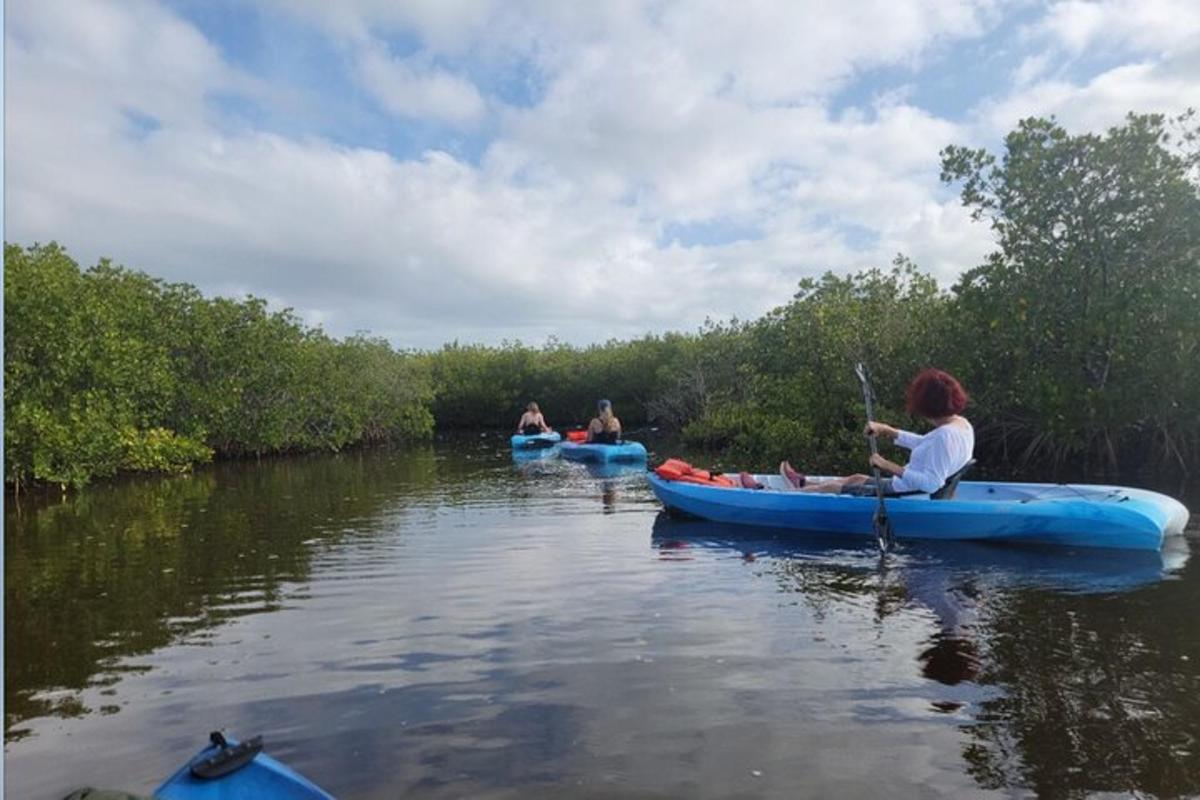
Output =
[{"x1": 560, "y1": 441, "x2": 648, "y2": 463}]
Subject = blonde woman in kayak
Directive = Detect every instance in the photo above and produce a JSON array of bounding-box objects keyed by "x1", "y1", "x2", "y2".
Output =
[
  {"x1": 749, "y1": 368, "x2": 974, "y2": 494},
  {"x1": 586, "y1": 399, "x2": 622, "y2": 444},
  {"x1": 517, "y1": 402, "x2": 552, "y2": 435}
]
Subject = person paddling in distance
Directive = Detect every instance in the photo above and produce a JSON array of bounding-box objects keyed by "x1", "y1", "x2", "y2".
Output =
[
  {"x1": 745, "y1": 368, "x2": 974, "y2": 494},
  {"x1": 586, "y1": 399, "x2": 622, "y2": 444},
  {"x1": 517, "y1": 401, "x2": 553, "y2": 436}
]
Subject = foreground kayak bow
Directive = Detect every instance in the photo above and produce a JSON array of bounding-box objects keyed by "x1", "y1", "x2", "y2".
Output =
[{"x1": 155, "y1": 732, "x2": 335, "y2": 800}]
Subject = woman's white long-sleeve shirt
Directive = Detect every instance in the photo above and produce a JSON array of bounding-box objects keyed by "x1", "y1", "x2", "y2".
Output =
[{"x1": 891, "y1": 420, "x2": 975, "y2": 494}]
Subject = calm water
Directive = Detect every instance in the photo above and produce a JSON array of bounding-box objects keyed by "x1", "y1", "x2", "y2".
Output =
[{"x1": 6, "y1": 438, "x2": 1200, "y2": 799}]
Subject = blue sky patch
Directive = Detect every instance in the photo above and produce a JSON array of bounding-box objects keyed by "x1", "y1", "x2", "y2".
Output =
[
  {"x1": 123, "y1": 108, "x2": 162, "y2": 139},
  {"x1": 660, "y1": 219, "x2": 764, "y2": 249}
]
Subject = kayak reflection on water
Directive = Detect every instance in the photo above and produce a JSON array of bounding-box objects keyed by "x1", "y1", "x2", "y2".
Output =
[
  {"x1": 583, "y1": 462, "x2": 644, "y2": 481},
  {"x1": 586, "y1": 462, "x2": 644, "y2": 514}
]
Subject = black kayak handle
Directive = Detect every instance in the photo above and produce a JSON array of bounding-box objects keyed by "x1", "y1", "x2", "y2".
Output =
[{"x1": 190, "y1": 732, "x2": 264, "y2": 779}]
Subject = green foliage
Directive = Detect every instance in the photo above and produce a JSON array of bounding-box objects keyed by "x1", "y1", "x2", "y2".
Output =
[
  {"x1": 681, "y1": 403, "x2": 814, "y2": 468},
  {"x1": 5, "y1": 244, "x2": 432, "y2": 488},
  {"x1": 9, "y1": 391, "x2": 126, "y2": 487},
  {"x1": 941, "y1": 111, "x2": 1200, "y2": 474},
  {"x1": 423, "y1": 334, "x2": 689, "y2": 430},
  {"x1": 118, "y1": 426, "x2": 213, "y2": 474},
  {"x1": 679, "y1": 260, "x2": 949, "y2": 473}
]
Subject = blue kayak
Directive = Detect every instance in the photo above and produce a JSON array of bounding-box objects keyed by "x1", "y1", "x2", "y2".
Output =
[
  {"x1": 510, "y1": 431, "x2": 562, "y2": 449},
  {"x1": 155, "y1": 733, "x2": 334, "y2": 800},
  {"x1": 648, "y1": 473, "x2": 1189, "y2": 551},
  {"x1": 560, "y1": 440, "x2": 648, "y2": 463}
]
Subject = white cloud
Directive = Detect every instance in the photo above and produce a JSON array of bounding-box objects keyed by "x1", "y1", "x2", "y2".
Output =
[
  {"x1": 1012, "y1": 52, "x2": 1054, "y2": 87},
  {"x1": 258, "y1": 0, "x2": 503, "y2": 50},
  {"x1": 6, "y1": 0, "x2": 245, "y2": 130},
  {"x1": 967, "y1": 0, "x2": 1199, "y2": 152},
  {"x1": 658, "y1": 0, "x2": 993, "y2": 104},
  {"x1": 6, "y1": 0, "x2": 1193, "y2": 347},
  {"x1": 1038, "y1": 0, "x2": 1200, "y2": 57},
  {"x1": 977, "y1": 59, "x2": 1197, "y2": 136},
  {"x1": 357, "y1": 41, "x2": 486, "y2": 125},
  {"x1": 880, "y1": 200, "x2": 995, "y2": 285},
  {"x1": 1038, "y1": 0, "x2": 1109, "y2": 54}
]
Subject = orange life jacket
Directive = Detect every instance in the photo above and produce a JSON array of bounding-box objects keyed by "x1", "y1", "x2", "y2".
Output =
[{"x1": 654, "y1": 458, "x2": 736, "y2": 488}]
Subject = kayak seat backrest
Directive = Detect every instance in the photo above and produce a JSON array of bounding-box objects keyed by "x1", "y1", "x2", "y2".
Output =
[{"x1": 930, "y1": 459, "x2": 975, "y2": 500}]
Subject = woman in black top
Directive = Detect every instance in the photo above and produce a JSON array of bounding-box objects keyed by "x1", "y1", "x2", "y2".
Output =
[{"x1": 586, "y1": 399, "x2": 621, "y2": 444}]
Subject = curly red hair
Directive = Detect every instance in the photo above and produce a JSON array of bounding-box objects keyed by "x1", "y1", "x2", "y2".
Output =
[{"x1": 905, "y1": 368, "x2": 968, "y2": 418}]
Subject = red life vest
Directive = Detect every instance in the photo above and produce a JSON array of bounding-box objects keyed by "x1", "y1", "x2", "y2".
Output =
[{"x1": 654, "y1": 458, "x2": 736, "y2": 488}]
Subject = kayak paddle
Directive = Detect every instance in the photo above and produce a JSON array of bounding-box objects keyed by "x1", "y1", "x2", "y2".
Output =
[{"x1": 855, "y1": 362, "x2": 895, "y2": 552}]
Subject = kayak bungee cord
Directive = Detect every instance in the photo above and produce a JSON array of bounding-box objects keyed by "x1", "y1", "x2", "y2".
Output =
[{"x1": 856, "y1": 363, "x2": 896, "y2": 552}]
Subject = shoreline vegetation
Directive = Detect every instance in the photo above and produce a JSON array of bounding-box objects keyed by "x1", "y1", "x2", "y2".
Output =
[{"x1": 6, "y1": 112, "x2": 1199, "y2": 492}]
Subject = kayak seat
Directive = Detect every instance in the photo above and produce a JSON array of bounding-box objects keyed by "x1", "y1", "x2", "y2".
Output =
[{"x1": 930, "y1": 459, "x2": 975, "y2": 500}]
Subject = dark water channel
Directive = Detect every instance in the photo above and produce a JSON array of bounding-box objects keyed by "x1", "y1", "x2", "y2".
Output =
[{"x1": 6, "y1": 437, "x2": 1200, "y2": 798}]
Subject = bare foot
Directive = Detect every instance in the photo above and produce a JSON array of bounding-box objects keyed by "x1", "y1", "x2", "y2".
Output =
[
  {"x1": 739, "y1": 472, "x2": 763, "y2": 490},
  {"x1": 779, "y1": 461, "x2": 806, "y2": 488}
]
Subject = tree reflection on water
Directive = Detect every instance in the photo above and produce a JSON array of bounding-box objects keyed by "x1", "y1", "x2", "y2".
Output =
[{"x1": 4, "y1": 447, "x2": 440, "y2": 741}]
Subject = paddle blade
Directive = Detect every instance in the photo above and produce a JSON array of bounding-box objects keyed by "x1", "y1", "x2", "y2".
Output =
[{"x1": 873, "y1": 507, "x2": 895, "y2": 552}]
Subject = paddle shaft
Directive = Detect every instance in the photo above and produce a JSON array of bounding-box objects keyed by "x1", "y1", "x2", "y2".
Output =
[
  {"x1": 860, "y1": 371, "x2": 885, "y2": 483},
  {"x1": 856, "y1": 363, "x2": 895, "y2": 550}
]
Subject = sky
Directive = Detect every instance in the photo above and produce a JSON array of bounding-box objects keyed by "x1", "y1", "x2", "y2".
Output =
[{"x1": 5, "y1": 0, "x2": 1198, "y2": 349}]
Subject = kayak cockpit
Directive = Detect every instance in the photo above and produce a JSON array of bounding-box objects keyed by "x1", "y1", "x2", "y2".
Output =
[
  {"x1": 726, "y1": 478, "x2": 1134, "y2": 504},
  {"x1": 954, "y1": 483, "x2": 1135, "y2": 504}
]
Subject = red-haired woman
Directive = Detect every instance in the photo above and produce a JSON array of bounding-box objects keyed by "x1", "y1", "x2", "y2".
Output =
[{"x1": 769, "y1": 368, "x2": 974, "y2": 495}]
